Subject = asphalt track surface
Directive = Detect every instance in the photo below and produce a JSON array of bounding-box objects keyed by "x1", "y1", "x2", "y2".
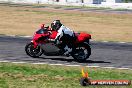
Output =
[{"x1": 0, "y1": 36, "x2": 132, "y2": 69}]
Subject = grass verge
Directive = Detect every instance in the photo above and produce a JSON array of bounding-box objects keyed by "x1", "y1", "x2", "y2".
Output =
[{"x1": 0, "y1": 62, "x2": 132, "y2": 88}]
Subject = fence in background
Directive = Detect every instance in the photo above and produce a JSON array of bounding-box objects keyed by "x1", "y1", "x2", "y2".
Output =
[{"x1": 0, "y1": 0, "x2": 132, "y2": 9}]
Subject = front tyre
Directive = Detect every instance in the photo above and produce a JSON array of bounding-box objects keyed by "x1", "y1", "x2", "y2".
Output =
[
  {"x1": 72, "y1": 43, "x2": 91, "y2": 62},
  {"x1": 25, "y1": 42, "x2": 43, "y2": 58}
]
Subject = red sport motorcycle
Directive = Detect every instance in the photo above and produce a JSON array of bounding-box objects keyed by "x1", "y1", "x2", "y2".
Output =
[{"x1": 25, "y1": 26, "x2": 91, "y2": 62}]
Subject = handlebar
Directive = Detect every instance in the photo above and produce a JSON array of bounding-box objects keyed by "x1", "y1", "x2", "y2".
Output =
[{"x1": 48, "y1": 39, "x2": 55, "y2": 42}]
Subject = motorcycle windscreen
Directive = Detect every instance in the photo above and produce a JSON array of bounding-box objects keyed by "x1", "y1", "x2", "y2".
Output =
[{"x1": 41, "y1": 43, "x2": 60, "y2": 54}]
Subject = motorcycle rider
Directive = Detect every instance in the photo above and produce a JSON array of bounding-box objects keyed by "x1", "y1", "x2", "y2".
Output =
[{"x1": 51, "y1": 20, "x2": 76, "y2": 56}]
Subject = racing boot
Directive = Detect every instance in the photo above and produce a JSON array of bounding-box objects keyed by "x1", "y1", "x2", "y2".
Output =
[{"x1": 64, "y1": 45, "x2": 72, "y2": 57}]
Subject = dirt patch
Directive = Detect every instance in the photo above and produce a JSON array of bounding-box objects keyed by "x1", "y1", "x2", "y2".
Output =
[{"x1": 0, "y1": 4, "x2": 132, "y2": 42}]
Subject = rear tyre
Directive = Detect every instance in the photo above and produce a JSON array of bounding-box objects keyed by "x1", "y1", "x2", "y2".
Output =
[
  {"x1": 72, "y1": 43, "x2": 91, "y2": 62},
  {"x1": 25, "y1": 42, "x2": 43, "y2": 58}
]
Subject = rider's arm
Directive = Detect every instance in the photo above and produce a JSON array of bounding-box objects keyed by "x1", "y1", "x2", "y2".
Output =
[
  {"x1": 55, "y1": 28, "x2": 63, "y2": 40},
  {"x1": 54, "y1": 27, "x2": 64, "y2": 44}
]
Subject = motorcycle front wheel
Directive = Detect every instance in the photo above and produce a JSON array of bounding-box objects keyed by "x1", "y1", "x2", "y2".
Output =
[
  {"x1": 25, "y1": 42, "x2": 43, "y2": 58},
  {"x1": 72, "y1": 43, "x2": 91, "y2": 62}
]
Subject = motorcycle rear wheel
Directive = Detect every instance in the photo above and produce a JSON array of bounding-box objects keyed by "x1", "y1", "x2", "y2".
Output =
[
  {"x1": 72, "y1": 43, "x2": 91, "y2": 62},
  {"x1": 25, "y1": 42, "x2": 43, "y2": 58}
]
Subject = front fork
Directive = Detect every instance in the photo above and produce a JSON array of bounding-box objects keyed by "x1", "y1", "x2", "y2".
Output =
[{"x1": 31, "y1": 40, "x2": 38, "y2": 48}]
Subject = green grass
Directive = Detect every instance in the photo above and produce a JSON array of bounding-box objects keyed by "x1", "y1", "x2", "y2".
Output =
[{"x1": 0, "y1": 62, "x2": 132, "y2": 88}]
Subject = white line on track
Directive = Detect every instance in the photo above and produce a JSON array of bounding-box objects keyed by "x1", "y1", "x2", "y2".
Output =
[
  {"x1": 0, "y1": 60, "x2": 10, "y2": 62},
  {"x1": 0, "y1": 60, "x2": 132, "y2": 70},
  {"x1": 11, "y1": 62, "x2": 27, "y2": 64},
  {"x1": 19, "y1": 36, "x2": 32, "y2": 38},
  {"x1": 102, "y1": 67, "x2": 115, "y2": 69},
  {"x1": 65, "y1": 65, "x2": 81, "y2": 67},
  {"x1": 119, "y1": 42, "x2": 126, "y2": 44},
  {"x1": 102, "y1": 41, "x2": 109, "y2": 43},
  {"x1": 86, "y1": 66, "x2": 100, "y2": 68},
  {"x1": 117, "y1": 68, "x2": 131, "y2": 70},
  {"x1": 32, "y1": 63, "x2": 49, "y2": 65},
  {"x1": 49, "y1": 64, "x2": 64, "y2": 66}
]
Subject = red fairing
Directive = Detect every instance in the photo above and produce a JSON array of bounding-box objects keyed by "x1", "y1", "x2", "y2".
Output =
[
  {"x1": 32, "y1": 33, "x2": 41, "y2": 48},
  {"x1": 32, "y1": 34, "x2": 42, "y2": 48},
  {"x1": 32, "y1": 32, "x2": 50, "y2": 48},
  {"x1": 49, "y1": 31, "x2": 58, "y2": 39},
  {"x1": 77, "y1": 32, "x2": 91, "y2": 42},
  {"x1": 32, "y1": 30, "x2": 57, "y2": 48}
]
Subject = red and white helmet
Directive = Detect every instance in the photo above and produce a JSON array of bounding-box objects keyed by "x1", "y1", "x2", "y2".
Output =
[{"x1": 51, "y1": 20, "x2": 62, "y2": 31}]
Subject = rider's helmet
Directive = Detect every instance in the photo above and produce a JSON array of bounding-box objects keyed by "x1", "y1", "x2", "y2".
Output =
[{"x1": 51, "y1": 20, "x2": 62, "y2": 31}]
